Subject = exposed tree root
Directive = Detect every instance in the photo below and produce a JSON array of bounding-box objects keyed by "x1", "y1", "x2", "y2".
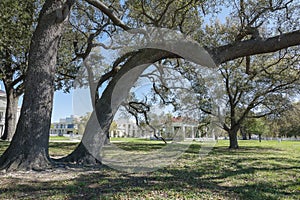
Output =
[{"x1": 54, "y1": 142, "x2": 101, "y2": 166}]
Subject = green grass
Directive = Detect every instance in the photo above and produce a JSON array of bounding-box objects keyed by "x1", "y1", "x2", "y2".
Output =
[
  {"x1": 0, "y1": 139, "x2": 299, "y2": 199},
  {"x1": 49, "y1": 136, "x2": 71, "y2": 141}
]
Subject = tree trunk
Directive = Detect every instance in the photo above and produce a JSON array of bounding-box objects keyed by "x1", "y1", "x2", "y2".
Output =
[
  {"x1": 1, "y1": 87, "x2": 19, "y2": 141},
  {"x1": 0, "y1": 0, "x2": 74, "y2": 171},
  {"x1": 58, "y1": 65, "x2": 141, "y2": 164},
  {"x1": 240, "y1": 127, "x2": 247, "y2": 140},
  {"x1": 229, "y1": 127, "x2": 239, "y2": 149},
  {"x1": 61, "y1": 49, "x2": 172, "y2": 164},
  {"x1": 56, "y1": 111, "x2": 104, "y2": 165}
]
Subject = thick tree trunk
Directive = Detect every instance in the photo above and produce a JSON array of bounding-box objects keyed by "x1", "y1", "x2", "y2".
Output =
[
  {"x1": 57, "y1": 142, "x2": 102, "y2": 165},
  {"x1": 0, "y1": 0, "x2": 74, "y2": 171},
  {"x1": 229, "y1": 127, "x2": 239, "y2": 149},
  {"x1": 56, "y1": 111, "x2": 104, "y2": 165},
  {"x1": 62, "y1": 50, "x2": 173, "y2": 164},
  {"x1": 1, "y1": 88, "x2": 18, "y2": 141}
]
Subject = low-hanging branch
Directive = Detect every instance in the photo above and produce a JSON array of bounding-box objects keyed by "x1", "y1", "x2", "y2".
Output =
[{"x1": 125, "y1": 101, "x2": 167, "y2": 144}]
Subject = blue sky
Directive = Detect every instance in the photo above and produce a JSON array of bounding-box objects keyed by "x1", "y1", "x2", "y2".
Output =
[
  {"x1": 52, "y1": 91, "x2": 73, "y2": 122},
  {"x1": 53, "y1": 87, "x2": 94, "y2": 122},
  {"x1": 0, "y1": 81, "x2": 92, "y2": 122}
]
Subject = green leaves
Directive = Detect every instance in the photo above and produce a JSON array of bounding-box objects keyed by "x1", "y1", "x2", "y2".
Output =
[{"x1": 0, "y1": 0, "x2": 37, "y2": 80}]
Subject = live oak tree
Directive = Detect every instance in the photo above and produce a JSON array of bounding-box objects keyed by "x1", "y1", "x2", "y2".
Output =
[
  {"x1": 78, "y1": 0, "x2": 300, "y2": 153},
  {"x1": 219, "y1": 52, "x2": 299, "y2": 148},
  {"x1": 0, "y1": 0, "x2": 300, "y2": 171},
  {"x1": 0, "y1": 0, "x2": 75, "y2": 171},
  {"x1": 0, "y1": 0, "x2": 77, "y2": 141},
  {"x1": 49, "y1": 0, "x2": 299, "y2": 166}
]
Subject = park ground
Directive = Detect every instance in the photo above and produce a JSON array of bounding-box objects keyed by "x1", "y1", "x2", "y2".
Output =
[{"x1": 0, "y1": 139, "x2": 299, "y2": 200}]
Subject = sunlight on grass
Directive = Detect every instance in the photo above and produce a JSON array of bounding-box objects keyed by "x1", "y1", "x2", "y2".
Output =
[
  {"x1": 49, "y1": 136, "x2": 71, "y2": 141},
  {"x1": 0, "y1": 139, "x2": 299, "y2": 199}
]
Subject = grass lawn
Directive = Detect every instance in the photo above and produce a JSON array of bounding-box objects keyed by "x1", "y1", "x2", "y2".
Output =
[
  {"x1": 0, "y1": 139, "x2": 299, "y2": 199},
  {"x1": 49, "y1": 136, "x2": 71, "y2": 141}
]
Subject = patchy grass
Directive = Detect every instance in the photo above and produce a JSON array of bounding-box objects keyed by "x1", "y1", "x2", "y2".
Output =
[
  {"x1": 49, "y1": 142, "x2": 79, "y2": 158},
  {"x1": 0, "y1": 139, "x2": 299, "y2": 199},
  {"x1": 49, "y1": 136, "x2": 71, "y2": 141}
]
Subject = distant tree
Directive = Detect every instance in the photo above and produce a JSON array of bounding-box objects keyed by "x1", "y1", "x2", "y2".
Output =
[
  {"x1": 219, "y1": 53, "x2": 299, "y2": 148},
  {"x1": 269, "y1": 102, "x2": 300, "y2": 138},
  {"x1": 76, "y1": 112, "x2": 92, "y2": 135},
  {"x1": 242, "y1": 118, "x2": 269, "y2": 142},
  {"x1": 109, "y1": 121, "x2": 118, "y2": 136}
]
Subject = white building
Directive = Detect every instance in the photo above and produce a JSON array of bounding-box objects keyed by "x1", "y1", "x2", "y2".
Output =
[
  {"x1": 50, "y1": 115, "x2": 79, "y2": 136},
  {"x1": 110, "y1": 119, "x2": 142, "y2": 138},
  {"x1": 110, "y1": 117, "x2": 201, "y2": 140},
  {"x1": 0, "y1": 89, "x2": 6, "y2": 136}
]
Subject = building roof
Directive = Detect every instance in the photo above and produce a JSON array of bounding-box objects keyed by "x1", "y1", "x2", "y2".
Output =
[{"x1": 172, "y1": 116, "x2": 198, "y2": 125}]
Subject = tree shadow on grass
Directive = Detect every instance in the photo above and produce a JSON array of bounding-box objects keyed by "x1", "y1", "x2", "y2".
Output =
[
  {"x1": 0, "y1": 141, "x2": 10, "y2": 155},
  {"x1": 113, "y1": 142, "x2": 166, "y2": 152},
  {"x1": 0, "y1": 142, "x2": 299, "y2": 199}
]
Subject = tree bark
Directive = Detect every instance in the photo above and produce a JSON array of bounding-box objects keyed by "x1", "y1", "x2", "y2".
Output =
[
  {"x1": 0, "y1": 87, "x2": 19, "y2": 141},
  {"x1": 208, "y1": 30, "x2": 300, "y2": 65},
  {"x1": 56, "y1": 111, "x2": 104, "y2": 165},
  {"x1": 0, "y1": 0, "x2": 74, "y2": 171},
  {"x1": 228, "y1": 126, "x2": 239, "y2": 149}
]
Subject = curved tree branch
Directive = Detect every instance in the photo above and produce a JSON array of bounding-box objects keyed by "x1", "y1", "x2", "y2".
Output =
[
  {"x1": 209, "y1": 30, "x2": 300, "y2": 65},
  {"x1": 85, "y1": 0, "x2": 130, "y2": 30}
]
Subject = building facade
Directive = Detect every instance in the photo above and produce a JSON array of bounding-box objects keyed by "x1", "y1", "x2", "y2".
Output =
[
  {"x1": 110, "y1": 119, "x2": 142, "y2": 138},
  {"x1": 50, "y1": 115, "x2": 79, "y2": 136},
  {"x1": 110, "y1": 117, "x2": 202, "y2": 140},
  {"x1": 0, "y1": 89, "x2": 6, "y2": 136}
]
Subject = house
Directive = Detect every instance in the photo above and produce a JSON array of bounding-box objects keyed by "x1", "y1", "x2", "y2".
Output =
[{"x1": 110, "y1": 119, "x2": 142, "y2": 138}]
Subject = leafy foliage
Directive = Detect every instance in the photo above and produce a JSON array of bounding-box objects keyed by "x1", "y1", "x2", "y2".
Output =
[{"x1": 0, "y1": 0, "x2": 36, "y2": 86}]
